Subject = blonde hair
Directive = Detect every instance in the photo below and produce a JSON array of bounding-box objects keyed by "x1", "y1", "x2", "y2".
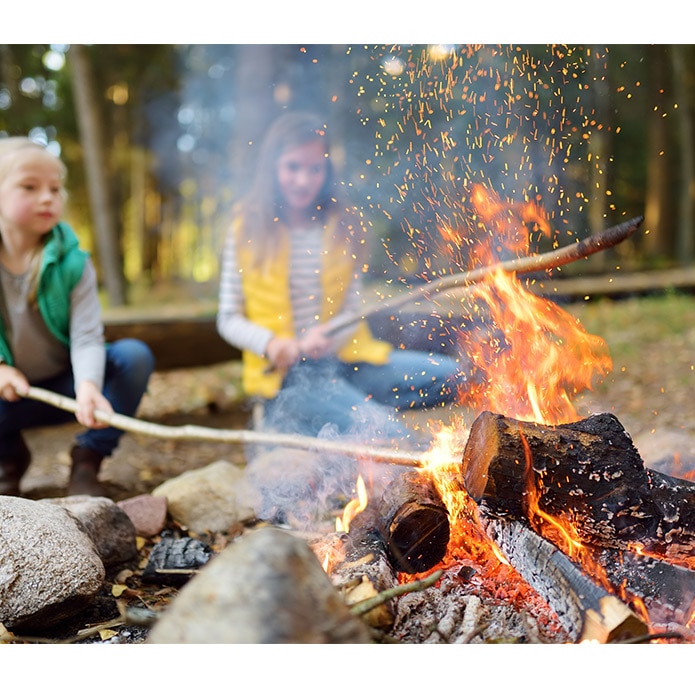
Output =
[
  {"x1": 0, "y1": 137, "x2": 68, "y2": 304},
  {"x1": 0, "y1": 137, "x2": 67, "y2": 198}
]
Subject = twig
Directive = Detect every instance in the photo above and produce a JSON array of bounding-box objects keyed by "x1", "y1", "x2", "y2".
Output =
[
  {"x1": 612, "y1": 631, "x2": 684, "y2": 644},
  {"x1": 326, "y1": 216, "x2": 643, "y2": 337},
  {"x1": 349, "y1": 568, "x2": 444, "y2": 617},
  {"x1": 21, "y1": 386, "x2": 427, "y2": 467}
]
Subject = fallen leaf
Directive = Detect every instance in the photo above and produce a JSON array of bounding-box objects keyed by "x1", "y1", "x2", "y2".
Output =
[
  {"x1": 111, "y1": 583, "x2": 129, "y2": 598},
  {"x1": 99, "y1": 629, "x2": 118, "y2": 641}
]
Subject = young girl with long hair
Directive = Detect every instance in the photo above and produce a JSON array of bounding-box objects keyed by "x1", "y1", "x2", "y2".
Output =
[
  {"x1": 0, "y1": 137, "x2": 154, "y2": 496},
  {"x1": 217, "y1": 111, "x2": 467, "y2": 443}
]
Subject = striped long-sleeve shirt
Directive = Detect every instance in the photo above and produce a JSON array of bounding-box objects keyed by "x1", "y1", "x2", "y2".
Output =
[{"x1": 216, "y1": 223, "x2": 363, "y2": 357}]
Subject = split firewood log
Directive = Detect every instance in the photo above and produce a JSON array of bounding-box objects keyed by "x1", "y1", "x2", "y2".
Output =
[
  {"x1": 462, "y1": 411, "x2": 695, "y2": 569},
  {"x1": 377, "y1": 469, "x2": 450, "y2": 574},
  {"x1": 482, "y1": 514, "x2": 649, "y2": 643}
]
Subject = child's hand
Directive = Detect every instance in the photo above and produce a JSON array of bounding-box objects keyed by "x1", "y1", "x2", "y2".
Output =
[
  {"x1": 265, "y1": 337, "x2": 301, "y2": 371},
  {"x1": 298, "y1": 325, "x2": 332, "y2": 360},
  {"x1": 0, "y1": 364, "x2": 30, "y2": 402},
  {"x1": 75, "y1": 381, "x2": 113, "y2": 428}
]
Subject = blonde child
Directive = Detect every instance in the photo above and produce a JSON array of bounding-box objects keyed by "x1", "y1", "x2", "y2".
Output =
[{"x1": 0, "y1": 137, "x2": 154, "y2": 497}]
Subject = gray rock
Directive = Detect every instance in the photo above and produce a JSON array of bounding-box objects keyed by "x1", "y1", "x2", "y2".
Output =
[
  {"x1": 42, "y1": 495, "x2": 138, "y2": 567},
  {"x1": 152, "y1": 460, "x2": 256, "y2": 533},
  {"x1": 0, "y1": 496, "x2": 105, "y2": 630},
  {"x1": 147, "y1": 527, "x2": 373, "y2": 643}
]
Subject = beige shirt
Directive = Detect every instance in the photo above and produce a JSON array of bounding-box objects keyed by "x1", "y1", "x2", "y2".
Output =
[{"x1": 0, "y1": 258, "x2": 106, "y2": 390}]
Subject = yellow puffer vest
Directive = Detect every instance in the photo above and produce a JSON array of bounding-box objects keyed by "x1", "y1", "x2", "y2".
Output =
[{"x1": 236, "y1": 217, "x2": 392, "y2": 399}]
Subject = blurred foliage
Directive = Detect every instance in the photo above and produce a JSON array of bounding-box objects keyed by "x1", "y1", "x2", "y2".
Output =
[{"x1": 1, "y1": 44, "x2": 693, "y2": 306}]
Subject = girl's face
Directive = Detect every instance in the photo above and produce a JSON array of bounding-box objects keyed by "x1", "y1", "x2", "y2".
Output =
[
  {"x1": 275, "y1": 139, "x2": 328, "y2": 217},
  {"x1": 0, "y1": 150, "x2": 64, "y2": 237}
]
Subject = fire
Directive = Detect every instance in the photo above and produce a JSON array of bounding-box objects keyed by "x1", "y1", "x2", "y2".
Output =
[
  {"x1": 457, "y1": 268, "x2": 612, "y2": 424},
  {"x1": 336, "y1": 473, "x2": 368, "y2": 533},
  {"x1": 441, "y1": 183, "x2": 613, "y2": 425},
  {"x1": 394, "y1": 184, "x2": 643, "y2": 631}
]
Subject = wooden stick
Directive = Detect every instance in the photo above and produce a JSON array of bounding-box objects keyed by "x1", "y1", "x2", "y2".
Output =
[
  {"x1": 326, "y1": 216, "x2": 643, "y2": 336},
  {"x1": 21, "y1": 386, "x2": 427, "y2": 467}
]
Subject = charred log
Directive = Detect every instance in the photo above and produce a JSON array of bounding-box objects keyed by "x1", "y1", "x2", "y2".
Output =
[
  {"x1": 377, "y1": 469, "x2": 450, "y2": 574},
  {"x1": 482, "y1": 513, "x2": 649, "y2": 643},
  {"x1": 462, "y1": 411, "x2": 695, "y2": 567},
  {"x1": 141, "y1": 536, "x2": 212, "y2": 586},
  {"x1": 595, "y1": 548, "x2": 695, "y2": 638}
]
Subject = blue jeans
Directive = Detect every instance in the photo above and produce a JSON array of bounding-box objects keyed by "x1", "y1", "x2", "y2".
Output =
[
  {"x1": 263, "y1": 350, "x2": 465, "y2": 444},
  {"x1": 0, "y1": 339, "x2": 154, "y2": 459}
]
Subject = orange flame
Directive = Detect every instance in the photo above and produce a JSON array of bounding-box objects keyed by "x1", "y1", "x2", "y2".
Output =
[
  {"x1": 457, "y1": 268, "x2": 612, "y2": 424},
  {"x1": 438, "y1": 182, "x2": 612, "y2": 425},
  {"x1": 336, "y1": 473, "x2": 368, "y2": 533}
]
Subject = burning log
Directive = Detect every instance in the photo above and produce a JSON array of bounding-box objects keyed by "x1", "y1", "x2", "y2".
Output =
[
  {"x1": 377, "y1": 469, "x2": 450, "y2": 574},
  {"x1": 328, "y1": 504, "x2": 399, "y2": 630},
  {"x1": 482, "y1": 515, "x2": 649, "y2": 643},
  {"x1": 595, "y1": 548, "x2": 695, "y2": 638},
  {"x1": 462, "y1": 411, "x2": 695, "y2": 568}
]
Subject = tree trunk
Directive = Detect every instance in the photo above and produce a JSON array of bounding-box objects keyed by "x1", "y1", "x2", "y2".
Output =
[
  {"x1": 67, "y1": 44, "x2": 127, "y2": 306},
  {"x1": 643, "y1": 45, "x2": 674, "y2": 260},
  {"x1": 230, "y1": 45, "x2": 282, "y2": 197},
  {"x1": 585, "y1": 46, "x2": 614, "y2": 271},
  {"x1": 670, "y1": 44, "x2": 695, "y2": 264}
]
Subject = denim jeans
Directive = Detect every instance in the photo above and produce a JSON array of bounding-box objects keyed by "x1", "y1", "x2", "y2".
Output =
[
  {"x1": 0, "y1": 338, "x2": 154, "y2": 459},
  {"x1": 263, "y1": 349, "x2": 465, "y2": 444}
]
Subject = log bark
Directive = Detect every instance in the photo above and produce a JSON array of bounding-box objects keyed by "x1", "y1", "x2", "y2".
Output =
[
  {"x1": 462, "y1": 411, "x2": 695, "y2": 568},
  {"x1": 482, "y1": 514, "x2": 649, "y2": 643},
  {"x1": 328, "y1": 505, "x2": 399, "y2": 630},
  {"x1": 377, "y1": 469, "x2": 450, "y2": 574}
]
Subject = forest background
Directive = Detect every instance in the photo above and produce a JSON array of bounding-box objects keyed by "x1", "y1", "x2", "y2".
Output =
[{"x1": 1, "y1": 43, "x2": 693, "y2": 311}]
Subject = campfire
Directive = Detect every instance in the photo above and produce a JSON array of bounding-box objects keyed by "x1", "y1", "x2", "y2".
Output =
[{"x1": 312, "y1": 194, "x2": 694, "y2": 644}]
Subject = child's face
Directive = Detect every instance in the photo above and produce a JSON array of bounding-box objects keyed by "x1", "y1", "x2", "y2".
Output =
[
  {"x1": 0, "y1": 151, "x2": 64, "y2": 237},
  {"x1": 276, "y1": 139, "x2": 328, "y2": 216}
]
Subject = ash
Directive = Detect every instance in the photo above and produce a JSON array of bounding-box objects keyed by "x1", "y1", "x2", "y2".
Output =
[{"x1": 389, "y1": 565, "x2": 572, "y2": 644}]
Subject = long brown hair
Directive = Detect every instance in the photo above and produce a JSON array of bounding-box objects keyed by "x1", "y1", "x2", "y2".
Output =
[{"x1": 235, "y1": 111, "x2": 367, "y2": 268}]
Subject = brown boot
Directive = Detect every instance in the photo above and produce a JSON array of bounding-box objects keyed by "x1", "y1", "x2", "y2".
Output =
[
  {"x1": 0, "y1": 436, "x2": 31, "y2": 497},
  {"x1": 68, "y1": 444, "x2": 106, "y2": 497}
]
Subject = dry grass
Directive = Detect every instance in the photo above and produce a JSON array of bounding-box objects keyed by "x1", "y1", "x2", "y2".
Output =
[{"x1": 571, "y1": 293, "x2": 695, "y2": 439}]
